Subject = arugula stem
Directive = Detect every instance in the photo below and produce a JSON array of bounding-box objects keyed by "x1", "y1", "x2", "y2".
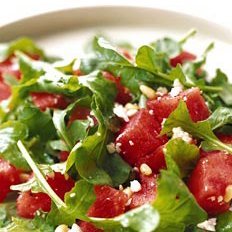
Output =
[
  {"x1": 17, "y1": 140, "x2": 66, "y2": 209},
  {"x1": 205, "y1": 136, "x2": 232, "y2": 154},
  {"x1": 179, "y1": 29, "x2": 197, "y2": 45},
  {"x1": 185, "y1": 83, "x2": 223, "y2": 92}
]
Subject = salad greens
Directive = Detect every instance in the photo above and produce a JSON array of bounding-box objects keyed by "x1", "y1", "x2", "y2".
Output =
[{"x1": 0, "y1": 31, "x2": 232, "y2": 232}]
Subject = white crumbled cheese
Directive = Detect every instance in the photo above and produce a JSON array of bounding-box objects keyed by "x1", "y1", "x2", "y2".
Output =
[
  {"x1": 106, "y1": 142, "x2": 116, "y2": 154},
  {"x1": 123, "y1": 187, "x2": 133, "y2": 198},
  {"x1": 157, "y1": 87, "x2": 168, "y2": 96},
  {"x1": 170, "y1": 79, "x2": 183, "y2": 97},
  {"x1": 224, "y1": 185, "x2": 232, "y2": 202},
  {"x1": 68, "y1": 224, "x2": 82, "y2": 232},
  {"x1": 113, "y1": 103, "x2": 129, "y2": 122},
  {"x1": 55, "y1": 224, "x2": 69, "y2": 232},
  {"x1": 70, "y1": 193, "x2": 76, "y2": 198},
  {"x1": 129, "y1": 140, "x2": 134, "y2": 146},
  {"x1": 139, "y1": 85, "x2": 156, "y2": 99},
  {"x1": 149, "y1": 110, "x2": 154, "y2": 115},
  {"x1": 87, "y1": 116, "x2": 94, "y2": 127},
  {"x1": 172, "y1": 127, "x2": 192, "y2": 143},
  {"x1": 183, "y1": 96, "x2": 187, "y2": 101},
  {"x1": 130, "y1": 180, "x2": 142, "y2": 193},
  {"x1": 197, "y1": 218, "x2": 217, "y2": 232},
  {"x1": 115, "y1": 143, "x2": 122, "y2": 153},
  {"x1": 140, "y1": 163, "x2": 152, "y2": 176}
]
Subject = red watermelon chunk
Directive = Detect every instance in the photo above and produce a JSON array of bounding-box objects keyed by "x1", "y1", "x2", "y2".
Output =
[
  {"x1": 17, "y1": 172, "x2": 74, "y2": 218},
  {"x1": 17, "y1": 191, "x2": 51, "y2": 218},
  {"x1": 188, "y1": 151, "x2": 232, "y2": 215},
  {"x1": 103, "y1": 71, "x2": 132, "y2": 105},
  {"x1": 88, "y1": 185, "x2": 128, "y2": 218},
  {"x1": 79, "y1": 221, "x2": 103, "y2": 232},
  {"x1": 216, "y1": 134, "x2": 232, "y2": 144},
  {"x1": 170, "y1": 51, "x2": 196, "y2": 67},
  {"x1": 0, "y1": 159, "x2": 21, "y2": 202},
  {"x1": 68, "y1": 106, "x2": 91, "y2": 125},
  {"x1": 116, "y1": 109, "x2": 167, "y2": 166},
  {"x1": 31, "y1": 92, "x2": 69, "y2": 111},
  {"x1": 147, "y1": 87, "x2": 210, "y2": 123},
  {"x1": 130, "y1": 174, "x2": 157, "y2": 209},
  {"x1": 136, "y1": 145, "x2": 166, "y2": 174}
]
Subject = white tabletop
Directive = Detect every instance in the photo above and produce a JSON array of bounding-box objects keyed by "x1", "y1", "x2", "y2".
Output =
[{"x1": 0, "y1": 0, "x2": 231, "y2": 29}]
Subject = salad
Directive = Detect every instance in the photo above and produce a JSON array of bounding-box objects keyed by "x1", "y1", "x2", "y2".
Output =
[{"x1": 0, "y1": 30, "x2": 232, "y2": 232}]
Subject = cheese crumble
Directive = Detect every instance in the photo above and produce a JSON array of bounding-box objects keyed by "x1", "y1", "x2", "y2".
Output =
[
  {"x1": 197, "y1": 218, "x2": 216, "y2": 231},
  {"x1": 130, "y1": 180, "x2": 142, "y2": 192},
  {"x1": 172, "y1": 127, "x2": 192, "y2": 143}
]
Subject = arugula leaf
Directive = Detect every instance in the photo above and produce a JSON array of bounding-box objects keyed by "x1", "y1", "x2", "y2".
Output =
[
  {"x1": 81, "y1": 37, "x2": 172, "y2": 95},
  {"x1": 18, "y1": 104, "x2": 56, "y2": 141},
  {"x1": 0, "y1": 216, "x2": 54, "y2": 232},
  {"x1": 68, "y1": 120, "x2": 90, "y2": 145},
  {"x1": 103, "y1": 153, "x2": 131, "y2": 187},
  {"x1": 150, "y1": 29, "x2": 197, "y2": 57},
  {"x1": 211, "y1": 69, "x2": 232, "y2": 106},
  {"x1": 0, "y1": 37, "x2": 45, "y2": 62},
  {"x1": 0, "y1": 202, "x2": 16, "y2": 228},
  {"x1": 216, "y1": 211, "x2": 232, "y2": 232},
  {"x1": 207, "y1": 107, "x2": 232, "y2": 130},
  {"x1": 161, "y1": 101, "x2": 232, "y2": 153},
  {"x1": 0, "y1": 121, "x2": 29, "y2": 170},
  {"x1": 91, "y1": 204, "x2": 160, "y2": 232},
  {"x1": 135, "y1": 45, "x2": 171, "y2": 73},
  {"x1": 47, "y1": 180, "x2": 96, "y2": 225},
  {"x1": 151, "y1": 37, "x2": 181, "y2": 57},
  {"x1": 66, "y1": 127, "x2": 112, "y2": 185},
  {"x1": 153, "y1": 171, "x2": 207, "y2": 232},
  {"x1": 11, "y1": 52, "x2": 81, "y2": 102},
  {"x1": 78, "y1": 71, "x2": 117, "y2": 122},
  {"x1": 164, "y1": 138, "x2": 200, "y2": 178}
]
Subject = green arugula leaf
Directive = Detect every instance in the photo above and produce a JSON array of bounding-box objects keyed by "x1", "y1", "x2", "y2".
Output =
[
  {"x1": 81, "y1": 37, "x2": 173, "y2": 95},
  {"x1": 11, "y1": 52, "x2": 81, "y2": 102},
  {"x1": 66, "y1": 127, "x2": 112, "y2": 185},
  {"x1": 164, "y1": 138, "x2": 200, "y2": 178},
  {"x1": 135, "y1": 45, "x2": 171, "y2": 73},
  {"x1": 0, "y1": 37, "x2": 45, "y2": 62},
  {"x1": 0, "y1": 216, "x2": 54, "y2": 232},
  {"x1": 207, "y1": 107, "x2": 232, "y2": 130},
  {"x1": 0, "y1": 121, "x2": 29, "y2": 170},
  {"x1": 153, "y1": 171, "x2": 207, "y2": 232},
  {"x1": 91, "y1": 204, "x2": 160, "y2": 232},
  {"x1": 18, "y1": 104, "x2": 56, "y2": 141},
  {"x1": 161, "y1": 101, "x2": 232, "y2": 153},
  {"x1": 103, "y1": 153, "x2": 131, "y2": 187},
  {"x1": 78, "y1": 71, "x2": 117, "y2": 122},
  {"x1": 216, "y1": 211, "x2": 232, "y2": 232},
  {"x1": 211, "y1": 69, "x2": 232, "y2": 106},
  {"x1": 0, "y1": 202, "x2": 16, "y2": 228},
  {"x1": 151, "y1": 37, "x2": 181, "y2": 57}
]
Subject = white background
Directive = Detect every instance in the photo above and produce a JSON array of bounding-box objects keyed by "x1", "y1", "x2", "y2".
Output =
[{"x1": 0, "y1": 0, "x2": 231, "y2": 29}]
